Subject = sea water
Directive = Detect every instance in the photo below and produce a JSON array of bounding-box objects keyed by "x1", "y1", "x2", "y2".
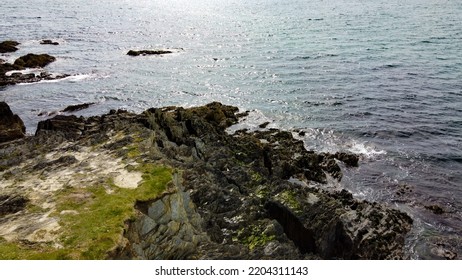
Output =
[{"x1": 1, "y1": 0, "x2": 461, "y2": 259}]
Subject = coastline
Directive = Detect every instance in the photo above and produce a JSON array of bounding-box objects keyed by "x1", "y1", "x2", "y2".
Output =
[{"x1": 0, "y1": 101, "x2": 412, "y2": 259}]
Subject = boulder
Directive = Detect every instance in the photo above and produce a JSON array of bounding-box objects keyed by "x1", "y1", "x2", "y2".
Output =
[
  {"x1": 0, "y1": 102, "x2": 26, "y2": 143},
  {"x1": 14, "y1": 53, "x2": 56, "y2": 68},
  {"x1": 0, "y1": 40, "x2": 20, "y2": 53}
]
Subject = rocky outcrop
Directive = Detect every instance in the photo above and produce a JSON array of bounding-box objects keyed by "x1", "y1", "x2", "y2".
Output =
[
  {"x1": 13, "y1": 53, "x2": 56, "y2": 68},
  {"x1": 0, "y1": 41, "x2": 19, "y2": 53},
  {"x1": 0, "y1": 102, "x2": 413, "y2": 259},
  {"x1": 0, "y1": 102, "x2": 26, "y2": 143},
  {"x1": 127, "y1": 50, "x2": 173, "y2": 56},
  {"x1": 1, "y1": 51, "x2": 69, "y2": 87}
]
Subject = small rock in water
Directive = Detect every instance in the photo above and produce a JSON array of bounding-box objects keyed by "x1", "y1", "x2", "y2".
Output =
[
  {"x1": 425, "y1": 204, "x2": 445, "y2": 215},
  {"x1": 127, "y1": 49, "x2": 173, "y2": 56},
  {"x1": 40, "y1": 39, "x2": 59, "y2": 45}
]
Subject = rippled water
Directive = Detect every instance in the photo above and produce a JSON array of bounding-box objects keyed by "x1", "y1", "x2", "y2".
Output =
[{"x1": 1, "y1": 0, "x2": 461, "y2": 259}]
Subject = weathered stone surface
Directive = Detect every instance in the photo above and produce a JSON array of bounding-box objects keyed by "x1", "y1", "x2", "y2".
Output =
[
  {"x1": 0, "y1": 41, "x2": 19, "y2": 53},
  {"x1": 127, "y1": 50, "x2": 173, "y2": 56},
  {"x1": 0, "y1": 102, "x2": 26, "y2": 143},
  {"x1": 121, "y1": 174, "x2": 209, "y2": 259},
  {"x1": 0, "y1": 195, "x2": 28, "y2": 216},
  {"x1": 36, "y1": 115, "x2": 86, "y2": 139}
]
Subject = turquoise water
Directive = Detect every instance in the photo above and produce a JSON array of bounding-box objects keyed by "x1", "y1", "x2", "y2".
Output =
[{"x1": 1, "y1": 0, "x2": 461, "y2": 259}]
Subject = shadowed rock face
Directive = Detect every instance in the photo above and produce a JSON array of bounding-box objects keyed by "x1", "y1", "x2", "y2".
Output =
[
  {"x1": 1, "y1": 102, "x2": 413, "y2": 259},
  {"x1": 0, "y1": 102, "x2": 25, "y2": 143}
]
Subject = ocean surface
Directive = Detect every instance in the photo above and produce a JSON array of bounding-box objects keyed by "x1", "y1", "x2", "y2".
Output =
[{"x1": 1, "y1": 0, "x2": 461, "y2": 259}]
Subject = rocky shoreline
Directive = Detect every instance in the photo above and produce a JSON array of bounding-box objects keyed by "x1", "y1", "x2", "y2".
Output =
[{"x1": 0, "y1": 101, "x2": 413, "y2": 259}]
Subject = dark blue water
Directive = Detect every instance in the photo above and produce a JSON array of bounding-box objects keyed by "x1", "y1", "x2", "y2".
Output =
[{"x1": 1, "y1": 0, "x2": 461, "y2": 259}]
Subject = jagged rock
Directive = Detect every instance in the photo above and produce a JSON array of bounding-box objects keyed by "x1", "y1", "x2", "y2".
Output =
[
  {"x1": 36, "y1": 115, "x2": 86, "y2": 139},
  {"x1": 0, "y1": 102, "x2": 413, "y2": 260},
  {"x1": 127, "y1": 50, "x2": 173, "y2": 56},
  {"x1": 40, "y1": 40, "x2": 59, "y2": 45},
  {"x1": 0, "y1": 102, "x2": 26, "y2": 143},
  {"x1": 121, "y1": 174, "x2": 210, "y2": 259},
  {"x1": 14, "y1": 53, "x2": 56, "y2": 68},
  {"x1": 0, "y1": 41, "x2": 20, "y2": 53}
]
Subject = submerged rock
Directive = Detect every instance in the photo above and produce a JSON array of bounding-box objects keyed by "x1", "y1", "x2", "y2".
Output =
[
  {"x1": 0, "y1": 41, "x2": 20, "y2": 53},
  {"x1": 127, "y1": 50, "x2": 173, "y2": 56},
  {"x1": 0, "y1": 102, "x2": 26, "y2": 143},
  {"x1": 0, "y1": 102, "x2": 413, "y2": 259}
]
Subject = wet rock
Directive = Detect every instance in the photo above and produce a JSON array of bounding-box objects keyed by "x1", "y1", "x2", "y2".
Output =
[
  {"x1": 0, "y1": 40, "x2": 20, "y2": 53},
  {"x1": 62, "y1": 102, "x2": 95, "y2": 113},
  {"x1": 14, "y1": 53, "x2": 56, "y2": 68},
  {"x1": 40, "y1": 40, "x2": 59, "y2": 45},
  {"x1": 259, "y1": 122, "x2": 270, "y2": 129},
  {"x1": 127, "y1": 50, "x2": 173, "y2": 56},
  {"x1": 0, "y1": 71, "x2": 70, "y2": 87},
  {"x1": 425, "y1": 205, "x2": 444, "y2": 215},
  {"x1": 333, "y1": 152, "x2": 359, "y2": 167},
  {"x1": 0, "y1": 102, "x2": 26, "y2": 143}
]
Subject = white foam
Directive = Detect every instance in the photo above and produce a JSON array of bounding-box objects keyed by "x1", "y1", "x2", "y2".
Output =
[
  {"x1": 16, "y1": 73, "x2": 91, "y2": 85},
  {"x1": 5, "y1": 68, "x2": 42, "y2": 76},
  {"x1": 347, "y1": 141, "x2": 387, "y2": 157}
]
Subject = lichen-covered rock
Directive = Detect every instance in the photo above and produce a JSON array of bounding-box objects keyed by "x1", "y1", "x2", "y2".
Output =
[{"x1": 0, "y1": 102, "x2": 26, "y2": 143}]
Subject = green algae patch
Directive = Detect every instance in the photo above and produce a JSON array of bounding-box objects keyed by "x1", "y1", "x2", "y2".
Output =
[
  {"x1": 0, "y1": 165, "x2": 172, "y2": 260},
  {"x1": 234, "y1": 225, "x2": 276, "y2": 250},
  {"x1": 277, "y1": 190, "x2": 301, "y2": 213}
]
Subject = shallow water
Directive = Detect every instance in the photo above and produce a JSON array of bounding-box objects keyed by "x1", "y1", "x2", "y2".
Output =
[{"x1": 1, "y1": 0, "x2": 461, "y2": 259}]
